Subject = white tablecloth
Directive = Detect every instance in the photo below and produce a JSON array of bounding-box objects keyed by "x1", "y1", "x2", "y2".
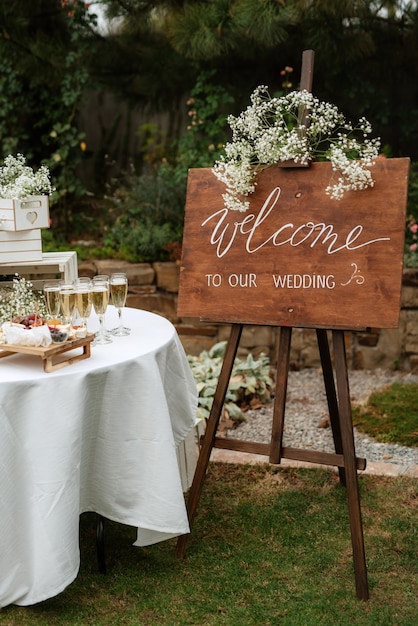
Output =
[{"x1": 0, "y1": 307, "x2": 198, "y2": 607}]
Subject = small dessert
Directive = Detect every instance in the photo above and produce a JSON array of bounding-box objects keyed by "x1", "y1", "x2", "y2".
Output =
[
  {"x1": 48, "y1": 318, "x2": 61, "y2": 327},
  {"x1": 72, "y1": 325, "x2": 87, "y2": 338},
  {"x1": 50, "y1": 328, "x2": 69, "y2": 343}
]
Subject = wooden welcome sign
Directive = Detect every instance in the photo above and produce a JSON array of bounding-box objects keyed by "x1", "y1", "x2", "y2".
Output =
[{"x1": 178, "y1": 158, "x2": 410, "y2": 329}]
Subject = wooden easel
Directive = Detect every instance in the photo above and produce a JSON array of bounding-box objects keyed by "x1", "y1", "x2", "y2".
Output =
[
  {"x1": 175, "y1": 50, "x2": 409, "y2": 601},
  {"x1": 176, "y1": 324, "x2": 369, "y2": 600}
]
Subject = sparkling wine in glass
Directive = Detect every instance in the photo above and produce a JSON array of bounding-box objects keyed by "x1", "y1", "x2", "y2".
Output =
[
  {"x1": 59, "y1": 282, "x2": 76, "y2": 326},
  {"x1": 91, "y1": 277, "x2": 112, "y2": 345},
  {"x1": 92, "y1": 275, "x2": 111, "y2": 337},
  {"x1": 74, "y1": 279, "x2": 93, "y2": 333},
  {"x1": 43, "y1": 281, "x2": 61, "y2": 320},
  {"x1": 110, "y1": 273, "x2": 130, "y2": 336}
]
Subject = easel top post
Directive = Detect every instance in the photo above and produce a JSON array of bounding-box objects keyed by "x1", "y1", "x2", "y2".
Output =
[{"x1": 300, "y1": 50, "x2": 315, "y2": 92}]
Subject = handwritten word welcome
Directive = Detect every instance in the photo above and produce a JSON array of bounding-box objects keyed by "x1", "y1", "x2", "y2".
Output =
[{"x1": 201, "y1": 187, "x2": 390, "y2": 258}]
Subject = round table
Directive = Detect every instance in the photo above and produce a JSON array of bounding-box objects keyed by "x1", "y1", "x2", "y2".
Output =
[{"x1": 0, "y1": 307, "x2": 198, "y2": 607}]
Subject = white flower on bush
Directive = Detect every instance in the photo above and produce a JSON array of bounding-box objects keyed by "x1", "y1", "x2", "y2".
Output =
[
  {"x1": 0, "y1": 275, "x2": 47, "y2": 324},
  {"x1": 212, "y1": 87, "x2": 381, "y2": 211},
  {"x1": 0, "y1": 154, "x2": 54, "y2": 199}
]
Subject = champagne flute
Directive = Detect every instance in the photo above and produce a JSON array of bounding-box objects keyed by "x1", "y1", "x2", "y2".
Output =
[
  {"x1": 43, "y1": 281, "x2": 61, "y2": 321},
  {"x1": 91, "y1": 277, "x2": 112, "y2": 345},
  {"x1": 74, "y1": 278, "x2": 93, "y2": 334},
  {"x1": 110, "y1": 273, "x2": 130, "y2": 336},
  {"x1": 93, "y1": 274, "x2": 111, "y2": 337},
  {"x1": 59, "y1": 282, "x2": 76, "y2": 326}
]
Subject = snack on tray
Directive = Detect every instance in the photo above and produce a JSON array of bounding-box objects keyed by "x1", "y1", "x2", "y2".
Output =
[
  {"x1": 2, "y1": 322, "x2": 52, "y2": 347},
  {"x1": 12, "y1": 313, "x2": 45, "y2": 328}
]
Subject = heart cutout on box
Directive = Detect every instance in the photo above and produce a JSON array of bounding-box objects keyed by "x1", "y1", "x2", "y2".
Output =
[{"x1": 26, "y1": 211, "x2": 38, "y2": 224}]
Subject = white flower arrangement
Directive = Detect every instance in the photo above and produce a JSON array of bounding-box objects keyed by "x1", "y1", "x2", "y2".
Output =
[
  {"x1": 0, "y1": 275, "x2": 47, "y2": 325},
  {"x1": 0, "y1": 154, "x2": 54, "y2": 199},
  {"x1": 212, "y1": 87, "x2": 381, "y2": 212}
]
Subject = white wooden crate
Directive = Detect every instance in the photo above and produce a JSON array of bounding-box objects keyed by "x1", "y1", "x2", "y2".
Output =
[
  {"x1": 0, "y1": 251, "x2": 78, "y2": 288},
  {"x1": 0, "y1": 196, "x2": 50, "y2": 231},
  {"x1": 0, "y1": 229, "x2": 43, "y2": 263}
]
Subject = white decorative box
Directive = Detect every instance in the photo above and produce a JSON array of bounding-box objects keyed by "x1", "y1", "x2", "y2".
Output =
[
  {"x1": 0, "y1": 196, "x2": 49, "y2": 231},
  {"x1": 0, "y1": 251, "x2": 78, "y2": 288},
  {"x1": 0, "y1": 229, "x2": 42, "y2": 263}
]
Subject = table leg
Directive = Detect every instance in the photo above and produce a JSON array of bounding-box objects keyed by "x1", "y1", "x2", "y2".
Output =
[{"x1": 96, "y1": 514, "x2": 107, "y2": 575}]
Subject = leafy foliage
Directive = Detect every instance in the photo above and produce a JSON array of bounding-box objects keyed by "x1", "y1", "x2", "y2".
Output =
[
  {"x1": 0, "y1": 1, "x2": 98, "y2": 234},
  {"x1": 175, "y1": 69, "x2": 234, "y2": 174},
  {"x1": 188, "y1": 341, "x2": 273, "y2": 422},
  {"x1": 166, "y1": 0, "x2": 297, "y2": 60},
  {"x1": 103, "y1": 164, "x2": 185, "y2": 262},
  {"x1": 404, "y1": 161, "x2": 418, "y2": 267},
  {"x1": 407, "y1": 161, "x2": 418, "y2": 223}
]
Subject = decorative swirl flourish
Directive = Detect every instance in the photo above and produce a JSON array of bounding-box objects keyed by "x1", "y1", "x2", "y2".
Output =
[{"x1": 340, "y1": 263, "x2": 365, "y2": 286}]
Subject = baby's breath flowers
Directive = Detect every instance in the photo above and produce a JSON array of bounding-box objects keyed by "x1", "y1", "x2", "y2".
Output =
[
  {"x1": 0, "y1": 275, "x2": 47, "y2": 324},
  {"x1": 212, "y1": 87, "x2": 381, "y2": 212},
  {"x1": 0, "y1": 154, "x2": 54, "y2": 199}
]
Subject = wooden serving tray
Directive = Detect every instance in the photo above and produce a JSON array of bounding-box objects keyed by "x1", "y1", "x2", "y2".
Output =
[{"x1": 0, "y1": 333, "x2": 95, "y2": 372}]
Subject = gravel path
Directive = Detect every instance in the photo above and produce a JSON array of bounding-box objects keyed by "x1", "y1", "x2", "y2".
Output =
[{"x1": 226, "y1": 368, "x2": 418, "y2": 466}]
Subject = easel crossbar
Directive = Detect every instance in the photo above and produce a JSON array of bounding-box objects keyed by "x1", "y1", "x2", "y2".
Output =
[{"x1": 210, "y1": 437, "x2": 367, "y2": 470}]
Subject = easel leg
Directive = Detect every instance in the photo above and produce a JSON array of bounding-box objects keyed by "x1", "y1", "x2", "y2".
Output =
[
  {"x1": 176, "y1": 324, "x2": 243, "y2": 558},
  {"x1": 270, "y1": 326, "x2": 292, "y2": 464},
  {"x1": 316, "y1": 329, "x2": 345, "y2": 484},
  {"x1": 332, "y1": 330, "x2": 369, "y2": 600}
]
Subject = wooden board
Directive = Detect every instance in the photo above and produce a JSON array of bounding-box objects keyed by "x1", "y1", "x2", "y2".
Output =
[
  {"x1": 0, "y1": 333, "x2": 94, "y2": 372},
  {"x1": 178, "y1": 158, "x2": 410, "y2": 329}
]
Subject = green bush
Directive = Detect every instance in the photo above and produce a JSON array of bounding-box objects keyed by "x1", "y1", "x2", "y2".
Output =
[
  {"x1": 405, "y1": 161, "x2": 418, "y2": 267},
  {"x1": 103, "y1": 165, "x2": 185, "y2": 262}
]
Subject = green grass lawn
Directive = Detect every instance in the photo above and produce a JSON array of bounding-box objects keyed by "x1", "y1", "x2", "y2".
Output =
[
  {"x1": 1, "y1": 464, "x2": 416, "y2": 626},
  {"x1": 353, "y1": 382, "x2": 418, "y2": 447}
]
